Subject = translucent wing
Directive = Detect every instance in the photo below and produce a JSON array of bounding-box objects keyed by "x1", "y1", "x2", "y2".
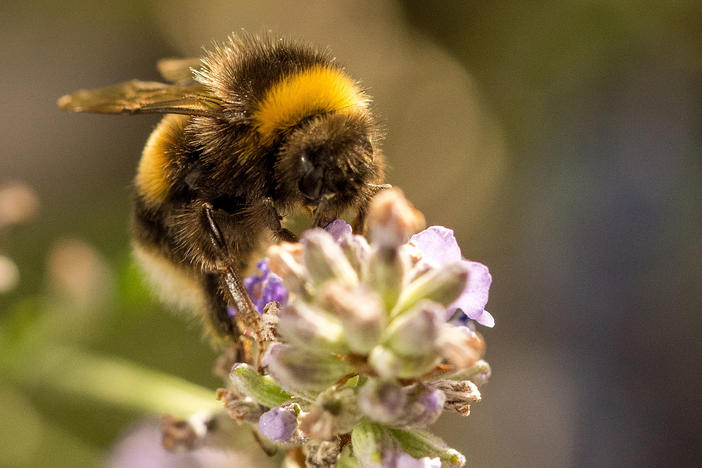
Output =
[
  {"x1": 157, "y1": 57, "x2": 202, "y2": 84},
  {"x1": 57, "y1": 80, "x2": 222, "y2": 118}
]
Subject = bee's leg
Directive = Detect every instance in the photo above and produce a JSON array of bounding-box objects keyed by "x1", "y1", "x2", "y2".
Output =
[
  {"x1": 352, "y1": 183, "x2": 392, "y2": 234},
  {"x1": 202, "y1": 272, "x2": 239, "y2": 340},
  {"x1": 262, "y1": 197, "x2": 298, "y2": 242},
  {"x1": 351, "y1": 201, "x2": 369, "y2": 234},
  {"x1": 201, "y1": 203, "x2": 262, "y2": 355},
  {"x1": 313, "y1": 195, "x2": 339, "y2": 228}
]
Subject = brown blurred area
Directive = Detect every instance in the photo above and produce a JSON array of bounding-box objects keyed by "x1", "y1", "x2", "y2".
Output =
[{"x1": 1, "y1": 1, "x2": 701, "y2": 467}]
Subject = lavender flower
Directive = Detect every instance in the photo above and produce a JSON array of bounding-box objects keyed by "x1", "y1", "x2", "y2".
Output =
[
  {"x1": 325, "y1": 218, "x2": 353, "y2": 241},
  {"x1": 108, "y1": 419, "x2": 272, "y2": 468},
  {"x1": 410, "y1": 226, "x2": 495, "y2": 327},
  {"x1": 217, "y1": 189, "x2": 492, "y2": 467},
  {"x1": 259, "y1": 406, "x2": 298, "y2": 442},
  {"x1": 228, "y1": 259, "x2": 288, "y2": 316}
]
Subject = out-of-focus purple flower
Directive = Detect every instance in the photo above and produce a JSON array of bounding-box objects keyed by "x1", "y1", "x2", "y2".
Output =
[
  {"x1": 259, "y1": 406, "x2": 298, "y2": 442},
  {"x1": 382, "y1": 450, "x2": 442, "y2": 468},
  {"x1": 107, "y1": 420, "x2": 268, "y2": 468},
  {"x1": 410, "y1": 226, "x2": 494, "y2": 327},
  {"x1": 229, "y1": 259, "x2": 289, "y2": 316},
  {"x1": 325, "y1": 219, "x2": 353, "y2": 241}
]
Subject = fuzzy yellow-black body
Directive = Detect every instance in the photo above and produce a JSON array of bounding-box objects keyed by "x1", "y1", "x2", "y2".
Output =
[{"x1": 58, "y1": 34, "x2": 385, "y2": 342}]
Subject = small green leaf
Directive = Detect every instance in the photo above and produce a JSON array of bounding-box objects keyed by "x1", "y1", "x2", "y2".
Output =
[
  {"x1": 230, "y1": 363, "x2": 292, "y2": 408},
  {"x1": 337, "y1": 446, "x2": 361, "y2": 468},
  {"x1": 388, "y1": 428, "x2": 465, "y2": 467},
  {"x1": 351, "y1": 420, "x2": 398, "y2": 467}
]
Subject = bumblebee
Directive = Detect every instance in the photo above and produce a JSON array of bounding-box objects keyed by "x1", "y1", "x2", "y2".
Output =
[{"x1": 58, "y1": 34, "x2": 386, "y2": 342}]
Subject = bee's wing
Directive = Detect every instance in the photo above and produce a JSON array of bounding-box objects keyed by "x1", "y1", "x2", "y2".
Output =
[
  {"x1": 156, "y1": 57, "x2": 202, "y2": 84},
  {"x1": 57, "y1": 80, "x2": 222, "y2": 118}
]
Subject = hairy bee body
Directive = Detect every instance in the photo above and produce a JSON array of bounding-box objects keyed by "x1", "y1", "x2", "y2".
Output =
[{"x1": 59, "y1": 34, "x2": 385, "y2": 341}]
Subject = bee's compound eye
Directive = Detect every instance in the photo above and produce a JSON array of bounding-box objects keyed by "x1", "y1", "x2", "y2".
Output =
[
  {"x1": 299, "y1": 168, "x2": 323, "y2": 202},
  {"x1": 300, "y1": 154, "x2": 314, "y2": 172}
]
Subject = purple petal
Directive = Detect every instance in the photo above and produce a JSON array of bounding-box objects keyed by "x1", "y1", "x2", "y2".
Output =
[
  {"x1": 410, "y1": 226, "x2": 462, "y2": 267},
  {"x1": 449, "y1": 261, "x2": 494, "y2": 327},
  {"x1": 325, "y1": 219, "x2": 353, "y2": 241},
  {"x1": 243, "y1": 275, "x2": 261, "y2": 292},
  {"x1": 235, "y1": 259, "x2": 289, "y2": 315},
  {"x1": 259, "y1": 273, "x2": 288, "y2": 308},
  {"x1": 259, "y1": 407, "x2": 298, "y2": 442},
  {"x1": 243, "y1": 262, "x2": 267, "y2": 297},
  {"x1": 256, "y1": 259, "x2": 270, "y2": 274},
  {"x1": 471, "y1": 309, "x2": 495, "y2": 328},
  {"x1": 107, "y1": 420, "x2": 253, "y2": 467}
]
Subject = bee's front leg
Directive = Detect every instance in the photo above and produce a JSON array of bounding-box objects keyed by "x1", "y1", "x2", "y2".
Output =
[
  {"x1": 352, "y1": 183, "x2": 392, "y2": 234},
  {"x1": 261, "y1": 197, "x2": 298, "y2": 242},
  {"x1": 313, "y1": 195, "x2": 339, "y2": 229}
]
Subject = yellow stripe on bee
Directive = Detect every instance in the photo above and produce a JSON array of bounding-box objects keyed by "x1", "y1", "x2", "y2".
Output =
[
  {"x1": 136, "y1": 114, "x2": 187, "y2": 206},
  {"x1": 253, "y1": 64, "x2": 367, "y2": 142}
]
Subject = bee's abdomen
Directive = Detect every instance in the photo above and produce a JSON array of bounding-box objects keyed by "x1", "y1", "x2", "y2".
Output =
[
  {"x1": 132, "y1": 241, "x2": 207, "y2": 316},
  {"x1": 135, "y1": 114, "x2": 190, "y2": 207}
]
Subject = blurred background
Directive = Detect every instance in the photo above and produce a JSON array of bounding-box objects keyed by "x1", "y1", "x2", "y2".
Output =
[{"x1": 1, "y1": 1, "x2": 700, "y2": 466}]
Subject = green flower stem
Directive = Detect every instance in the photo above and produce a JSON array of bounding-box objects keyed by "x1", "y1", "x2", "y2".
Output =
[{"x1": 24, "y1": 345, "x2": 220, "y2": 418}]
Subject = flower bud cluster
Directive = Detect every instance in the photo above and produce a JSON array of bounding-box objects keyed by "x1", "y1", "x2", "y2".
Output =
[{"x1": 224, "y1": 189, "x2": 493, "y2": 467}]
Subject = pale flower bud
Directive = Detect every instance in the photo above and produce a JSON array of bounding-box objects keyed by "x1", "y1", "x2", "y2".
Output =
[
  {"x1": 259, "y1": 405, "x2": 298, "y2": 442},
  {"x1": 358, "y1": 380, "x2": 407, "y2": 425},
  {"x1": 384, "y1": 301, "x2": 443, "y2": 358},
  {"x1": 393, "y1": 262, "x2": 468, "y2": 317},
  {"x1": 278, "y1": 301, "x2": 349, "y2": 355},
  {"x1": 262, "y1": 343, "x2": 354, "y2": 399},
  {"x1": 300, "y1": 387, "x2": 361, "y2": 440},
  {"x1": 367, "y1": 188, "x2": 425, "y2": 248},
  {"x1": 368, "y1": 345, "x2": 440, "y2": 379},
  {"x1": 266, "y1": 242, "x2": 305, "y2": 291},
  {"x1": 302, "y1": 229, "x2": 359, "y2": 288},
  {"x1": 366, "y1": 247, "x2": 407, "y2": 311},
  {"x1": 359, "y1": 380, "x2": 445, "y2": 429},
  {"x1": 437, "y1": 325, "x2": 485, "y2": 371},
  {"x1": 320, "y1": 282, "x2": 385, "y2": 354},
  {"x1": 338, "y1": 232, "x2": 371, "y2": 277}
]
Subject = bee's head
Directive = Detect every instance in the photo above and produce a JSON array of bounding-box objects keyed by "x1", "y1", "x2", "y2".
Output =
[{"x1": 276, "y1": 112, "x2": 382, "y2": 209}]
